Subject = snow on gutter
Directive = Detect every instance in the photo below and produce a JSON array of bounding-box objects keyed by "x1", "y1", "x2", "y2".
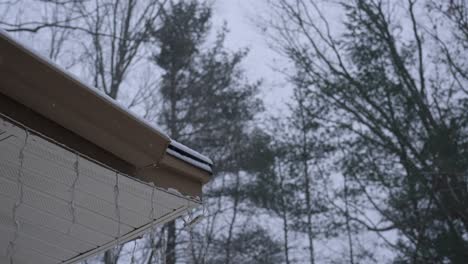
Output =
[
  {"x1": 167, "y1": 141, "x2": 213, "y2": 173},
  {"x1": 166, "y1": 147, "x2": 212, "y2": 174},
  {"x1": 169, "y1": 140, "x2": 213, "y2": 165}
]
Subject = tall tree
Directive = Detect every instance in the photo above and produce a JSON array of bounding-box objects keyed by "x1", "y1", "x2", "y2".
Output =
[
  {"x1": 267, "y1": 0, "x2": 468, "y2": 262},
  {"x1": 242, "y1": 124, "x2": 296, "y2": 264},
  {"x1": 76, "y1": 0, "x2": 165, "y2": 100},
  {"x1": 148, "y1": 1, "x2": 262, "y2": 263}
]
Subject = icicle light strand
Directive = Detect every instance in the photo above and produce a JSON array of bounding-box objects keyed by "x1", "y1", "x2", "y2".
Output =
[
  {"x1": 148, "y1": 181, "x2": 158, "y2": 253},
  {"x1": 114, "y1": 172, "x2": 121, "y2": 242},
  {"x1": 7, "y1": 130, "x2": 29, "y2": 264},
  {"x1": 69, "y1": 153, "x2": 80, "y2": 234},
  {"x1": 0, "y1": 113, "x2": 196, "y2": 202},
  {"x1": 150, "y1": 182, "x2": 156, "y2": 222},
  {"x1": 0, "y1": 113, "x2": 203, "y2": 262}
]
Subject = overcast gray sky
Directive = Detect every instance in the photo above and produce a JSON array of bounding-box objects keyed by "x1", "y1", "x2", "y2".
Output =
[{"x1": 212, "y1": 0, "x2": 292, "y2": 113}]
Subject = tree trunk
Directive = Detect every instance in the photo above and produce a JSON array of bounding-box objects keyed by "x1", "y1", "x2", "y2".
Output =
[
  {"x1": 103, "y1": 250, "x2": 113, "y2": 264},
  {"x1": 298, "y1": 95, "x2": 315, "y2": 264},
  {"x1": 304, "y1": 171, "x2": 315, "y2": 264},
  {"x1": 282, "y1": 210, "x2": 290, "y2": 264},
  {"x1": 344, "y1": 175, "x2": 355, "y2": 264},
  {"x1": 103, "y1": 246, "x2": 122, "y2": 264},
  {"x1": 165, "y1": 221, "x2": 177, "y2": 264},
  {"x1": 278, "y1": 160, "x2": 291, "y2": 264},
  {"x1": 225, "y1": 172, "x2": 240, "y2": 264},
  {"x1": 165, "y1": 66, "x2": 179, "y2": 264}
]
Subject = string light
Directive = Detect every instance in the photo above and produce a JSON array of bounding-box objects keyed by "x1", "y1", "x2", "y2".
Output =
[
  {"x1": 7, "y1": 129, "x2": 29, "y2": 264},
  {"x1": 0, "y1": 113, "x2": 193, "y2": 201},
  {"x1": 150, "y1": 182, "x2": 156, "y2": 220},
  {"x1": 68, "y1": 153, "x2": 80, "y2": 234},
  {"x1": 114, "y1": 172, "x2": 121, "y2": 242},
  {"x1": 149, "y1": 182, "x2": 158, "y2": 241},
  {"x1": 112, "y1": 173, "x2": 123, "y2": 264},
  {"x1": 0, "y1": 113, "x2": 204, "y2": 263}
]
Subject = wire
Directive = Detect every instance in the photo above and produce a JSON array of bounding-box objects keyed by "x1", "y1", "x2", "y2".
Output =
[
  {"x1": 0, "y1": 112, "x2": 200, "y2": 201},
  {"x1": 114, "y1": 172, "x2": 121, "y2": 242},
  {"x1": 68, "y1": 153, "x2": 80, "y2": 234},
  {"x1": 7, "y1": 129, "x2": 29, "y2": 264},
  {"x1": 0, "y1": 112, "x2": 202, "y2": 261}
]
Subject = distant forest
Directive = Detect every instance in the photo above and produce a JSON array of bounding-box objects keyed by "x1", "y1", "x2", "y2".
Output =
[{"x1": 1, "y1": 0, "x2": 467, "y2": 263}]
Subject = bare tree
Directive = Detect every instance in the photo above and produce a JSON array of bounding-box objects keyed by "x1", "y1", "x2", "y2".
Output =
[
  {"x1": 265, "y1": 0, "x2": 468, "y2": 262},
  {"x1": 1, "y1": 0, "x2": 166, "y2": 102},
  {"x1": 75, "y1": 0, "x2": 166, "y2": 100}
]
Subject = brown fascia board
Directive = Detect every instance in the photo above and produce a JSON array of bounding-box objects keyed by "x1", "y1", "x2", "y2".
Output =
[
  {"x1": 0, "y1": 30, "x2": 212, "y2": 191},
  {"x1": 160, "y1": 153, "x2": 211, "y2": 184},
  {"x1": 0, "y1": 93, "x2": 136, "y2": 175},
  {"x1": 0, "y1": 31, "x2": 169, "y2": 168}
]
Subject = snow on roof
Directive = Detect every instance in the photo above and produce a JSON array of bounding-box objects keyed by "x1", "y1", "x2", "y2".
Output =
[
  {"x1": 0, "y1": 29, "x2": 169, "y2": 140},
  {"x1": 0, "y1": 29, "x2": 214, "y2": 174}
]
